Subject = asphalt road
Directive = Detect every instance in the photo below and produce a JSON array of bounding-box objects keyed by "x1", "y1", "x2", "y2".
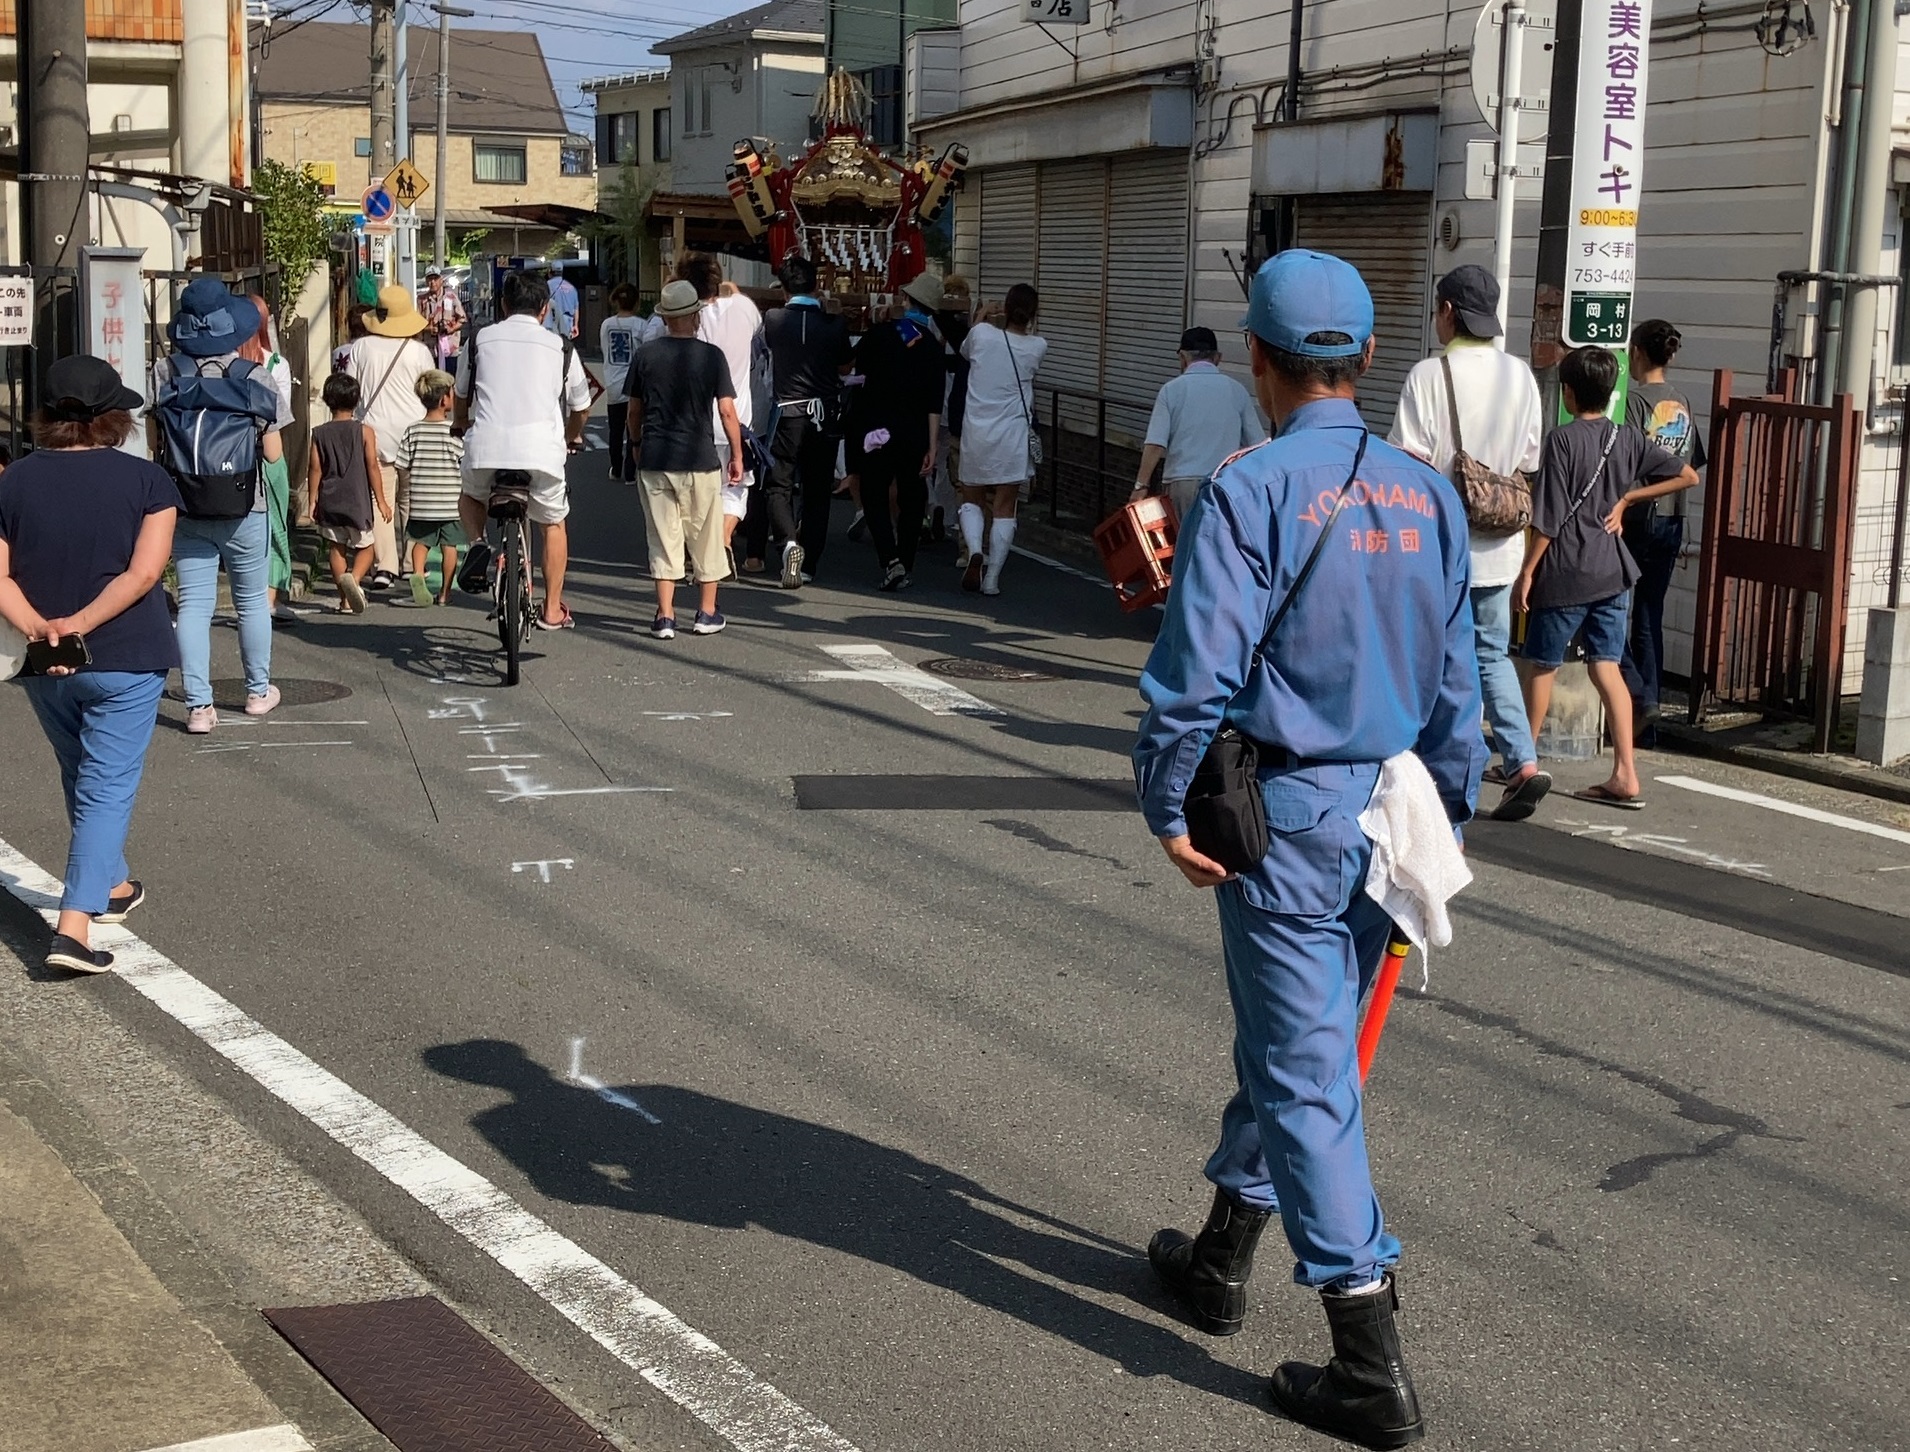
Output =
[{"x1": 1, "y1": 455, "x2": 1906, "y2": 1452}]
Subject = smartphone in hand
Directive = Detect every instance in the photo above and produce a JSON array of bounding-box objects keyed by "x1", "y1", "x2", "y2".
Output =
[{"x1": 26, "y1": 634, "x2": 90, "y2": 674}]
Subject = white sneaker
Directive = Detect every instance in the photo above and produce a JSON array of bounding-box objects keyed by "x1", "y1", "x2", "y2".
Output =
[
  {"x1": 244, "y1": 684, "x2": 282, "y2": 717},
  {"x1": 186, "y1": 705, "x2": 218, "y2": 734},
  {"x1": 781, "y1": 541, "x2": 805, "y2": 589}
]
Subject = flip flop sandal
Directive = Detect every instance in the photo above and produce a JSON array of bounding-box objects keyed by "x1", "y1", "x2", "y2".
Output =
[
  {"x1": 1490, "y1": 770, "x2": 1553, "y2": 822},
  {"x1": 1570, "y1": 784, "x2": 1646, "y2": 811},
  {"x1": 1482, "y1": 764, "x2": 1510, "y2": 786},
  {"x1": 534, "y1": 608, "x2": 576, "y2": 631}
]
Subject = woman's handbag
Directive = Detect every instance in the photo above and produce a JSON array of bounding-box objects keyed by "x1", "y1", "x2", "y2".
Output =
[
  {"x1": 1184, "y1": 432, "x2": 1369, "y2": 874},
  {"x1": 1441, "y1": 353, "x2": 1531, "y2": 535},
  {"x1": 1004, "y1": 331, "x2": 1043, "y2": 468}
]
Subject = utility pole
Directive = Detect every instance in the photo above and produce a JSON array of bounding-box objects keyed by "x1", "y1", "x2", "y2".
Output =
[
  {"x1": 432, "y1": 5, "x2": 476, "y2": 271},
  {"x1": 18, "y1": 0, "x2": 90, "y2": 367},
  {"x1": 394, "y1": 3, "x2": 414, "y2": 291},
  {"x1": 370, "y1": 0, "x2": 397, "y2": 183}
]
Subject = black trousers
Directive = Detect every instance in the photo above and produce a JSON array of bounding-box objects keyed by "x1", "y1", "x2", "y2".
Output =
[
  {"x1": 860, "y1": 435, "x2": 928, "y2": 572},
  {"x1": 605, "y1": 401, "x2": 634, "y2": 482},
  {"x1": 750, "y1": 410, "x2": 838, "y2": 571}
]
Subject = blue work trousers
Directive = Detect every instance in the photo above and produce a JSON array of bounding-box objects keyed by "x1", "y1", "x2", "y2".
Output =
[
  {"x1": 174, "y1": 510, "x2": 272, "y2": 706},
  {"x1": 21, "y1": 671, "x2": 165, "y2": 915},
  {"x1": 1471, "y1": 583, "x2": 1536, "y2": 773},
  {"x1": 1202, "y1": 760, "x2": 1402, "y2": 1291}
]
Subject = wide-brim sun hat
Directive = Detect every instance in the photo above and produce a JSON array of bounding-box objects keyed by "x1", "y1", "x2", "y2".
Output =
[
  {"x1": 656, "y1": 280, "x2": 703, "y2": 318},
  {"x1": 900, "y1": 272, "x2": 948, "y2": 313},
  {"x1": 364, "y1": 284, "x2": 430, "y2": 337},
  {"x1": 168, "y1": 276, "x2": 263, "y2": 358}
]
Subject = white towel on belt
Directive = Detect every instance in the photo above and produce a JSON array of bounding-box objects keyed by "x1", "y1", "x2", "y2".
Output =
[{"x1": 1357, "y1": 751, "x2": 1473, "y2": 953}]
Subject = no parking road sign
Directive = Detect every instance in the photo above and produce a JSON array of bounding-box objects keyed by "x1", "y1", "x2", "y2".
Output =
[{"x1": 361, "y1": 183, "x2": 396, "y2": 232}]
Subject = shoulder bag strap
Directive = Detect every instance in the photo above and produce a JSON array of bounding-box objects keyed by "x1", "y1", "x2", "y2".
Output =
[
  {"x1": 1560, "y1": 421, "x2": 1622, "y2": 530},
  {"x1": 1439, "y1": 352, "x2": 1465, "y2": 458},
  {"x1": 1003, "y1": 329, "x2": 1033, "y2": 428},
  {"x1": 1246, "y1": 429, "x2": 1370, "y2": 675},
  {"x1": 359, "y1": 339, "x2": 409, "y2": 418}
]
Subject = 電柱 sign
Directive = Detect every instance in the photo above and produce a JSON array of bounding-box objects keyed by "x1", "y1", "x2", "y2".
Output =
[
  {"x1": 1562, "y1": 0, "x2": 1651, "y2": 349},
  {"x1": 0, "y1": 272, "x2": 34, "y2": 347}
]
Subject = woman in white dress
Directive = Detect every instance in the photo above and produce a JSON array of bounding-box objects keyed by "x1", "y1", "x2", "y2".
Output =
[{"x1": 956, "y1": 284, "x2": 1045, "y2": 596}]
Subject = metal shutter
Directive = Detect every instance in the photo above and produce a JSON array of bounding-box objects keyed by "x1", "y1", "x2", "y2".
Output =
[
  {"x1": 1104, "y1": 152, "x2": 1189, "y2": 408},
  {"x1": 1035, "y1": 159, "x2": 1109, "y2": 400},
  {"x1": 953, "y1": 177, "x2": 980, "y2": 281},
  {"x1": 978, "y1": 164, "x2": 1038, "y2": 307},
  {"x1": 1293, "y1": 193, "x2": 1432, "y2": 435}
]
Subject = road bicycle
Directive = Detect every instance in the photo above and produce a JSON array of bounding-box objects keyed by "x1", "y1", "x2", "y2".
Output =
[{"x1": 487, "y1": 470, "x2": 536, "y2": 686}]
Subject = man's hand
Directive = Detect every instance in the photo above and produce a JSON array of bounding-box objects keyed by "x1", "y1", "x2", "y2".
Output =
[
  {"x1": 40, "y1": 617, "x2": 81, "y2": 675},
  {"x1": 726, "y1": 451, "x2": 745, "y2": 484},
  {"x1": 1511, "y1": 571, "x2": 1533, "y2": 615},
  {"x1": 1159, "y1": 834, "x2": 1233, "y2": 888},
  {"x1": 920, "y1": 449, "x2": 937, "y2": 478}
]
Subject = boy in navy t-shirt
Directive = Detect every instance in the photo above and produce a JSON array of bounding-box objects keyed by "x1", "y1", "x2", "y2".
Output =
[{"x1": 1513, "y1": 345, "x2": 1697, "y2": 810}]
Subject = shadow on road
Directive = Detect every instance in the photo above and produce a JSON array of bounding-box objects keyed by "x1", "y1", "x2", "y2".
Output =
[{"x1": 421, "y1": 1037, "x2": 1268, "y2": 1407}]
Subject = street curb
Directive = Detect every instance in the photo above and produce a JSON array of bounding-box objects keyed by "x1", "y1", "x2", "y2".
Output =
[{"x1": 1656, "y1": 723, "x2": 1910, "y2": 808}]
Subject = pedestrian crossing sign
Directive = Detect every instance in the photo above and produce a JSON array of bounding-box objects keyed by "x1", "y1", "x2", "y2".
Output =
[{"x1": 384, "y1": 159, "x2": 430, "y2": 209}]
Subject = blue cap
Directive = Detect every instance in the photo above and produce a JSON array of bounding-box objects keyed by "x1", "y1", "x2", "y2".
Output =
[{"x1": 1241, "y1": 249, "x2": 1374, "y2": 358}]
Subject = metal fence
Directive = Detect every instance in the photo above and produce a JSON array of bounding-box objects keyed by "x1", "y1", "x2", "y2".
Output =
[
  {"x1": 1030, "y1": 383, "x2": 1155, "y2": 532},
  {"x1": 1688, "y1": 367, "x2": 1862, "y2": 752}
]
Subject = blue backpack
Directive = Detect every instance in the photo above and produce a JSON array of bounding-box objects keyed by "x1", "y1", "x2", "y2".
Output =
[{"x1": 155, "y1": 357, "x2": 280, "y2": 519}]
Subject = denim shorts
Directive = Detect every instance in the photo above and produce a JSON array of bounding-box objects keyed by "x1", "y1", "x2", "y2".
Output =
[{"x1": 1523, "y1": 591, "x2": 1630, "y2": 668}]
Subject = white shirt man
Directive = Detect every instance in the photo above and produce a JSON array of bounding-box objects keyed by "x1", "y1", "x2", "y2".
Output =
[
  {"x1": 683, "y1": 261, "x2": 763, "y2": 563},
  {"x1": 452, "y1": 270, "x2": 593, "y2": 629},
  {"x1": 1388, "y1": 263, "x2": 1549, "y2": 823}
]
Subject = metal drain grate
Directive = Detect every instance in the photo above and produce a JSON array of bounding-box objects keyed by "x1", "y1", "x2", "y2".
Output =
[
  {"x1": 172, "y1": 678, "x2": 355, "y2": 710},
  {"x1": 917, "y1": 656, "x2": 1064, "y2": 683},
  {"x1": 263, "y1": 1296, "x2": 619, "y2": 1452}
]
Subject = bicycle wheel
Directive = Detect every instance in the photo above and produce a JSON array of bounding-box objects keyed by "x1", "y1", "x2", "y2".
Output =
[{"x1": 499, "y1": 523, "x2": 524, "y2": 685}]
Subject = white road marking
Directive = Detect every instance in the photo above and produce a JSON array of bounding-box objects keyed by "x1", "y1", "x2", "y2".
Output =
[
  {"x1": 567, "y1": 1037, "x2": 663, "y2": 1124},
  {"x1": 0, "y1": 835, "x2": 858, "y2": 1452},
  {"x1": 512, "y1": 858, "x2": 574, "y2": 883},
  {"x1": 1009, "y1": 545, "x2": 1104, "y2": 586},
  {"x1": 194, "y1": 742, "x2": 355, "y2": 755},
  {"x1": 138, "y1": 1427, "x2": 313, "y2": 1452},
  {"x1": 213, "y1": 719, "x2": 371, "y2": 727},
  {"x1": 643, "y1": 711, "x2": 735, "y2": 722},
  {"x1": 1553, "y1": 817, "x2": 1773, "y2": 877},
  {"x1": 816, "y1": 644, "x2": 1003, "y2": 717},
  {"x1": 489, "y1": 784, "x2": 673, "y2": 803},
  {"x1": 137, "y1": 1427, "x2": 313, "y2": 1452},
  {"x1": 1656, "y1": 774, "x2": 1910, "y2": 848}
]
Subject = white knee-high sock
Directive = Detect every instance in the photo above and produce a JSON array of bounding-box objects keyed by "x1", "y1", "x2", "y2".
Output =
[
  {"x1": 958, "y1": 502, "x2": 986, "y2": 559},
  {"x1": 982, "y1": 515, "x2": 1016, "y2": 591}
]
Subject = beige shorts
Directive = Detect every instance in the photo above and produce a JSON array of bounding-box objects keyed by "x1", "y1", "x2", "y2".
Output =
[
  {"x1": 638, "y1": 469, "x2": 729, "y2": 582},
  {"x1": 318, "y1": 521, "x2": 375, "y2": 549},
  {"x1": 460, "y1": 467, "x2": 570, "y2": 525}
]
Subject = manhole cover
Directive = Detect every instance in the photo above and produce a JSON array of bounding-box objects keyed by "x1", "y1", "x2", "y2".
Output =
[
  {"x1": 170, "y1": 677, "x2": 354, "y2": 710},
  {"x1": 918, "y1": 656, "x2": 1064, "y2": 683}
]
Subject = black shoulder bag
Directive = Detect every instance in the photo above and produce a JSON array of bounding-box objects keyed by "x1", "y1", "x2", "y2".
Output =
[{"x1": 1183, "y1": 431, "x2": 1370, "y2": 874}]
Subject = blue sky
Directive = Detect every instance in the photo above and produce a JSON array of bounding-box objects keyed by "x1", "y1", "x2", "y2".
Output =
[{"x1": 417, "y1": 0, "x2": 738, "y2": 128}]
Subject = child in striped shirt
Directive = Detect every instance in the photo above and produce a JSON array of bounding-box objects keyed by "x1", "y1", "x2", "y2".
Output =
[{"x1": 395, "y1": 370, "x2": 467, "y2": 606}]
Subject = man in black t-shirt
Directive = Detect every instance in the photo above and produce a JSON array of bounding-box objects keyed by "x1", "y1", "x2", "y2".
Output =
[
  {"x1": 754, "y1": 257, "x2": 852, "y2": 587},
  {"x1": 853, "y1": 272, "x2": 947, "y2": 591},
  {"x1": 624, "y1": 280, "x2": 745, "y2": 640}
]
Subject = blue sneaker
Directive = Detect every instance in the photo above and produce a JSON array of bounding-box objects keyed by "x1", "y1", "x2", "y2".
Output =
[
  {"x1": 650, "y1": 615, "x2": 677, "y2": 640},
  {"x1": 690, "y1": 610, "x2": 726, "y2": 635}
]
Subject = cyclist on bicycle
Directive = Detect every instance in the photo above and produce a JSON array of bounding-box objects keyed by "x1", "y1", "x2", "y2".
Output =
[{"x1": 453, "y1": 269, "x2": 591, "y2": 629}]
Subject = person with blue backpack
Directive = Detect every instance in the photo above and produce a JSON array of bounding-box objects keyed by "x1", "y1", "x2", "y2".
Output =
[{"x1": 153, "y1": 277, "x2": 285, "y2": 733}]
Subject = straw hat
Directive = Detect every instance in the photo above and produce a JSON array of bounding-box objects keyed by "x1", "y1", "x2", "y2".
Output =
[
  {"x1": 656, "y1": 280, "x2": 703, "y2": 318},
  {"x1": 900, "y1": 272, "x2": 948, "y2": 313},
  {"x1": 364, "y1": 284, "x2": 429, "y2": 337}
]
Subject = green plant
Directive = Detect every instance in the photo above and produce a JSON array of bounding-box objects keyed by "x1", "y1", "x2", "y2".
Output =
[
  {"x1": 583, "y1": 157, "x2": 662, "y2": 287},
  {"x1": 252, "y1": 158, "x2": 331, "y2": 324}
]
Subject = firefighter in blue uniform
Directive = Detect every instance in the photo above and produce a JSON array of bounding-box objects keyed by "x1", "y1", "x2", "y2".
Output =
[{"x1": 1133, "y1": 250, "x2": 1485, "y2": 1450}]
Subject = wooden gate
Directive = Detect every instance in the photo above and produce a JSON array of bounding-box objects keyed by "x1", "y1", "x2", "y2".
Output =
[{"x1": 1687, "y1": 369, "x2": 1860, "y2": 752}]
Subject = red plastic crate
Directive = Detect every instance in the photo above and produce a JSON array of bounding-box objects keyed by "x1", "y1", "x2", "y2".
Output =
[{"x1": 1094, "y1": 496, "x2": 1178, "y2": 612}]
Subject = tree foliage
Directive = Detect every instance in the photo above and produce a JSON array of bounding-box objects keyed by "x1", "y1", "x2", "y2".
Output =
[
  {"x1": 252, "y1": 158, "x2": 332, "y2": 322},
  {"x1": 584, "y1": 157, "x2": 662, "y2": 290}
]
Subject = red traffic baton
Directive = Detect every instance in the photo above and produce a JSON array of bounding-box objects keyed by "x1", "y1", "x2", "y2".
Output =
[{"x1": 1356, "y1": 935, "x2": 1413, "y2": 1083}]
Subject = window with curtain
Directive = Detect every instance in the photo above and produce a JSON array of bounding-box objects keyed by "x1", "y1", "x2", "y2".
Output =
[
  {"x1": 653, "y1": 107, "x2": 672, "y2": 162},
  {"x1": 609, "y1": 111, "x2": 639, "y2": 165},
  {"x1": 473, "y1": 142, "x2": 527, "y2": 185}
]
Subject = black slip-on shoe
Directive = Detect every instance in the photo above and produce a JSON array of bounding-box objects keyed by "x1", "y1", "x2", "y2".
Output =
[
  {"x1": 46, "y1": 934, "x2": 115, "y2": 975},
  {"x1": 94, "y1": 881, "x2": 144, "y2": 925}
]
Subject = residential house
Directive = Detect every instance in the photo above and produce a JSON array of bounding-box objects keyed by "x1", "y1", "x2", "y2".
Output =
[
  {"x1": 583, "y1": 67, "x2": 672, "y2": 296},
  {"x1": 916, "y1": 1, "x2": 1910, "y2": 704},
  {"x1": 255, "y1": 20, "x2": 594, "y2": 258},
  {"x1": 644, "y1": 0, "x2": 825, "y2": 278}
]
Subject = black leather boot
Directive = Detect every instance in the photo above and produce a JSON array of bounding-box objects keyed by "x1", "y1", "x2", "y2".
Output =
[
  {"x1": 1147, "y1": 1188, "x2": 1272, "y2": 1336},
  {"x1": 1268, "y1": 1273, "x2": 1424, "y2": 1449}
]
